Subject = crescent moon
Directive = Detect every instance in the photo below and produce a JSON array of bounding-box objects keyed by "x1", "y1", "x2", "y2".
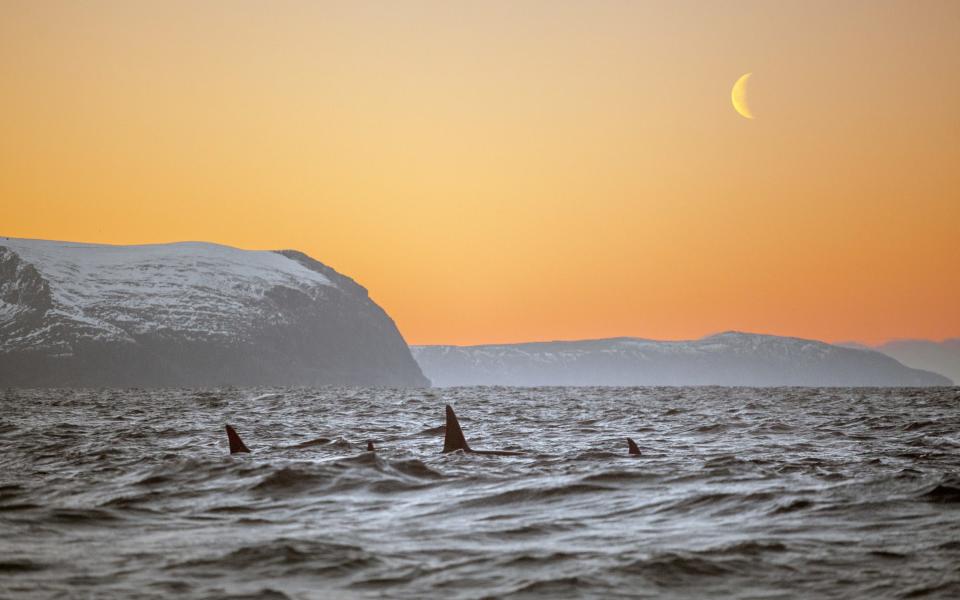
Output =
[{"x1": 731, "y1": 72, "x2": 754, "y2": 120}]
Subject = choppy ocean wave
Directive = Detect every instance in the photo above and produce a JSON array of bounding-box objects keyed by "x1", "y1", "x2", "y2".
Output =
[{"x1": 2, "y1": 386, "x2": 959, "y2": 598}]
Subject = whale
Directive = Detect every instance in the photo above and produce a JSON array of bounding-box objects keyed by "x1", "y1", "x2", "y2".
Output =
[
  {"x1": 417, "y1": 424, "x2": 446, "y2": 436},
  {"x1": 442, "y1": 404, "x2": 524, "y2": 456},
  {"x1": 225, "y1": 424, "x2": 251, "y2": 454},
  {"x1": 289, "y1": 437, "x2": 333, "y2": 449},
  {"x1": 226, "y1": 414, "x2": 622, "y2": 457},
  {"x1": 627, "y1": 437, "x2": 641, "y2": 456},
  {"x1": 224, "y1": 424, "x2": 372, "y2": 454}
]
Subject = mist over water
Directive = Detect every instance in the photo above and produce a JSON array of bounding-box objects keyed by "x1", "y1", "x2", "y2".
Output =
[{"x1": 2, "y1": 387, "x2": 959, "y2": 599}]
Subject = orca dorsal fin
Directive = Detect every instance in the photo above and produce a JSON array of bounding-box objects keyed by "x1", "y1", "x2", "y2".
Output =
[
  {"x1": 226, "y1": 424, "x2": 251, "y2": 454},
  {"x1": 443, "y1": 404, "x2": 471, "y2": 453},
  {"x1": 367, "y1": 441, "x2": 376, "y2": 452},
  {"x1": 627, "y1": 437, "x2": 641, "y2": 456}
]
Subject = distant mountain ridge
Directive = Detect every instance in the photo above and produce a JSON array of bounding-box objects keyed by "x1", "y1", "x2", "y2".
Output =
[
  {"x1": 0, "y1": 237, "x2": 428, "y2": 387},
  {"x1": 873, "y1": 339, "x2": 960, "y2": 386},
  {"x1": 412, "y1": 332, "x2": 951, "y2": 387}
]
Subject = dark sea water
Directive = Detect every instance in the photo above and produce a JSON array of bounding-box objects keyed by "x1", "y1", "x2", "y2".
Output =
[{"x1": 2, "y1": 387, "x2": 959, "y2": 599}]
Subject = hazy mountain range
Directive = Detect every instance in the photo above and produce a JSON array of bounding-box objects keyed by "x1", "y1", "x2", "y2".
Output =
[
  {"x1": 0, "y1": 238, "x2": 427, "y2": 387},
  {"x1": 871, "y1": 339, "x2": 960, "y2": 386},
  {"x1": 1, "y1": 237, "x2": 955, "y2": 388},
  {"x1": 412, "y1": 333, "x2": 952, "y2": 387}
]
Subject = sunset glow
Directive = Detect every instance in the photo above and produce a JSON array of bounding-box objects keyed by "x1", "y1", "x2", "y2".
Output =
[{"x1": 2, "y1": 1, "x2": 958, "y2": 345}]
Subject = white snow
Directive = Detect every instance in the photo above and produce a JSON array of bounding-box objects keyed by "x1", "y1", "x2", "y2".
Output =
[
  {"x1": 410, "y1": 331, "x2": 937, "y2": 387},
  {"x1": 414, "y1": 332, "x2": 838, "y2": 368},
  {"x1": 0, "y1": 238, "x2": 337, "y2": 349}
]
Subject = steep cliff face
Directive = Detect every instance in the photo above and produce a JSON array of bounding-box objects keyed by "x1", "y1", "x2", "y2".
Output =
[
  {"x1": 0, "y1": 238, "x2": 428, "y2": 387},
  {"x1": 412, "y1": 332, "x2": 951, "y2": 387}
]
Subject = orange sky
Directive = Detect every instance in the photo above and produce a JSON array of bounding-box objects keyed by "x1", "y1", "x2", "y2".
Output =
[{"x1": 2, "y1": 1, "x2": 958, "y2": 345}]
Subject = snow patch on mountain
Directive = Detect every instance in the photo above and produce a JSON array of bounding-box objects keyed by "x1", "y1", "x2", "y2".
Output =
[
  {"x1": 412, "y1": 332, "x2": 951, "y2": 387},
  {"x1": 1, "y1": 238, "x2": 335, "y2": 351},
  {"x1": 0, "y1": 237, "x2": 428, "y2": 387}
]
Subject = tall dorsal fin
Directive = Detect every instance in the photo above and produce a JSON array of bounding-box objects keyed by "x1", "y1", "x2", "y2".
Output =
[
  {"x1": 226, "y1": 424, "x2": 251, "y2": 454},
  {"x1": 627, "y1": 437, "x2": 641, "y2": 456},
  {"x1": 443, "y1": 404, "x2": 471, "y2": 453},
  {"x1": 367, "y1": 441, "x2": 376, "y2": 452}
]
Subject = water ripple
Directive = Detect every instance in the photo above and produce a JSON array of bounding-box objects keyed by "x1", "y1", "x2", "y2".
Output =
[{"x1": 1, "y1": 386, "x2": 959, "y2": 598}]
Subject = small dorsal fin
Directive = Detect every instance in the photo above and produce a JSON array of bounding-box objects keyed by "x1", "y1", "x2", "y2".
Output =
[
  {"x1": 367, "y1": 441, "x2": 376, "y2": 452},
  {"x1": 443, "y1": 405, "x2": 471, "y2": 453},
  {"x1": 627, "y1": 437, "x2": 641, "y2": 456},
  {"x1": 225, "y1": 424, "x2": 251, "y2": 454}
]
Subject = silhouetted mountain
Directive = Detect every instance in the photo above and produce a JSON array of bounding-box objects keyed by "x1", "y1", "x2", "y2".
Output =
[
  {"x1": 874, "y1": 339, "x2": 960, "y2": 385},
  {"x1": 0, "y1": 238, "x2": 428, "y2": 387},
  {"x1": 412, "y1": 332, "x2": 950, "y2": 387}
]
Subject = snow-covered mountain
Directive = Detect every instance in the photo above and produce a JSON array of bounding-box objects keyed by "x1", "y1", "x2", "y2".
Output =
[
  {"x1": 0, "y1": 238, "x2": 428, "y2": 387},
  {"x1": 412, "y1": 332, "x2": 951, "y2": 387}
]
